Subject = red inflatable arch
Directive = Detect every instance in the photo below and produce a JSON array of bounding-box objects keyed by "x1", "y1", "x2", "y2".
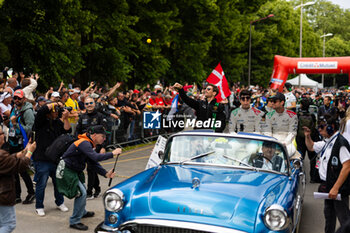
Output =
[{"x1": 269, "y1": 55, "x2": 350, "y2": 92}]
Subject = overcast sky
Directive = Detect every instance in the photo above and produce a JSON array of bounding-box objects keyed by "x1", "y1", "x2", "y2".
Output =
[{"x1": 328, "y1": 0, "x2": 350, "y2": 9}]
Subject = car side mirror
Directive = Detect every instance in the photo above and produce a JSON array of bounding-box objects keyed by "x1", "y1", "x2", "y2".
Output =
[
  {"x1": 293, "y1": 159, "x2": 302, "y2": 169},
  {"x1": 158, "y1": 151, "x2": 164, "y2": 160}
]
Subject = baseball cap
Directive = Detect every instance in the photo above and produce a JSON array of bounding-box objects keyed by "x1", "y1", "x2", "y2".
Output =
[
  {"x1": 14, "y1": 89, "x2": 24, "y2": 98},
  {"x1": 36, "y1": 96, "x2": 48, "y2": 102},
  {"x1": 90, "y1": 93, "x2": 99, "y2": 99},
  {"x1": 269, "y1": 92, "x2": 285, "y2": 102},
  {"x1": 284, "y1": 82, "x2": 292, "y2": 89},
  {"x1": 87, "y1": 125, "x2": 108, "y2": 135},
  {"x1": 69, "y1": 89, "x2": 80, "y2": 95},
  {"x1": 51, "y1": 92, "x2": 60, "y2": 98}
]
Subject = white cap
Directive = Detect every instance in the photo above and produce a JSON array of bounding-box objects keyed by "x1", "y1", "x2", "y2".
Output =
[
  {"x1": 90, "y1": 93, "x2": 99, "y2": 99},
  {"x1": 51, "y1": 92, "x2": 60, "y2": 98},
  {"x1": 69, "y1": 89, "x2": 80, "y2": 95}
]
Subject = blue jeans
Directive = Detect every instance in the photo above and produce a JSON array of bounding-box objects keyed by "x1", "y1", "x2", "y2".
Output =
[
  {"x1": 128, "y1": 120, "x2": 135, "y2": 140},
  {"x1": 70, "y1": 181, "x2": 87, "y2": 225},
  {"x1": 0, "y1": 205, "x2": 16, "y2": 233},
  {"x1": 34, "y1": 161, "x2": 64, "y2": 209}
]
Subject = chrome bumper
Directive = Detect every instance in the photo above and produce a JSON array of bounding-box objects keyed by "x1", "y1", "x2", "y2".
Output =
[
  {"x1": 95, "y1": 219, "x2": 247, "y2": 233},
  {"x1": 95, "y1": 221, "x2": 120, "y2": 233}
]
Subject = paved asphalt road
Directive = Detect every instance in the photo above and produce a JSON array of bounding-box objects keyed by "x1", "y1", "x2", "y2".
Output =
[{"x1": 13, "y1": 143, "x2": 328, "y2": 233}]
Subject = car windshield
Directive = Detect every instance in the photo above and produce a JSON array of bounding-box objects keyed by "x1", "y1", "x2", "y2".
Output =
[{"x1": 164, "y1": 135, "x2": 288, "y2": 173}]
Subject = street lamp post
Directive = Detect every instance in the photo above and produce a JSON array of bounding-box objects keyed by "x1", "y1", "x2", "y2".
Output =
[
  {"x1": 294, "y1": 1, "x2": 315, "y2": 87},
  {"x1": 321, "y1": 33, "x2": 333, "y2": 87},
  {"x1": 248, "y1": 14, "x2": 274, "y2": 87}
]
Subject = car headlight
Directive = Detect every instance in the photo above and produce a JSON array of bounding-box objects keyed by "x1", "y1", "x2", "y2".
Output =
[
  {"x1": 103, "y1": 189, "x2": 124, "y2": 212},
  {"x1": 263, "y1": 204, "x2": 289, "y2": 231}
]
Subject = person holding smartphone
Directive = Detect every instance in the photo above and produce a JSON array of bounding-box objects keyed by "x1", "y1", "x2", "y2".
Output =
[{"x1": 0, "y1": 126, "x2": 37, "y2": 232}]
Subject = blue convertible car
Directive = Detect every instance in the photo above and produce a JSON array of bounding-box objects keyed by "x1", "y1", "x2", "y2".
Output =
[{"x1": 95, "y1": 131, "x2": 305, "y2": 233}]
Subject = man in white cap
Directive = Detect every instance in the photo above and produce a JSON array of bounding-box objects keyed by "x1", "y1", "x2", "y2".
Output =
[
  {"x1": 50, "y1": 92, "x2": 60, "y2": 102},
  {"x1": 0, "y1": 92, "x2": 12, "y2": 123}
]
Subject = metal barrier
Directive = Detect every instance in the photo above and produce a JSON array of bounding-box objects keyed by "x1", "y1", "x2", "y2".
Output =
[{"x1": 106, "y1": 108, "x2": 182, "y2": 149}]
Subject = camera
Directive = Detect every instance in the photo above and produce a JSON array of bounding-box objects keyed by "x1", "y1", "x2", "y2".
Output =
[
  {"x1": 63, "y1": 107, "x2": 73, "y2": 112},
  {"x1": 56, "y1": 106, "x2": 73, "y2": 118}
]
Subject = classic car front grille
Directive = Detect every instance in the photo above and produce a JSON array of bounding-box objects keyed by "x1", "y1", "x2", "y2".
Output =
[{"x1": 136, "y1": 225, "x2": 210, "y2": 233}]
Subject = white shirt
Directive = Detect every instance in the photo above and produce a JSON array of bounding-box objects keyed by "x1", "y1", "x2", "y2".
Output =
[
  {"x1": 265, "y1": 109, "x2": 298, "y2": 144},
  {"x1": 342, "y1": 120, "x2": 350, "y2": 143},
  {"x1": 0, "y1": 103, "x2": 12, "y2": 116},
  {"x1": 23, "y1": 78, "x2": 38, "y2": 101},
  {"x1": 284, "y1": 92, "x2": 296, "y2": 108},
  {"x1": 229, "y1": 106, "x2": 264, "y2": 134},
  {"x1": 313, "y1": 132, "x2": 350, "y2": 181}
]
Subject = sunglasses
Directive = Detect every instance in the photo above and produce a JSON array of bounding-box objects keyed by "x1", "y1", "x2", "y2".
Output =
[
  {"x1": 85, "y1": 102, "x2": 94, "y2": 106},
  {"x1": 206, "y1": 87, "x2": 212, "y2": 91},
  {"x1": 240, "y1": 96, "x2": 251, "y2": 101},
  {"x1": 13, "y1": 96, "x2": 23, "y2": 100}
]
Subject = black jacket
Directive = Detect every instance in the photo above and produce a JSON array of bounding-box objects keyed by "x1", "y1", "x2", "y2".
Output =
[
  {"x1": 62, "y1": 134, "x2": 113, "y2": 176},
  {"x1": 178, "y1": 89, "x2": 226, "y2": 132},
  {"x1": 318, "y1": 104, "x2": 338, "y2": 118},
  {"x1": 32, "y1": 105, "x2": 71, "y2": 162},
  {"x1": 326, "y1": 134, "x2": 350, "y2": 195},
  {"x1": 76, "y1": 109, "x2": 107, "y2": 135}
]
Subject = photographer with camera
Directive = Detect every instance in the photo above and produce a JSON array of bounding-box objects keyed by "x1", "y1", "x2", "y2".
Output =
[{"x1": 32, "y1": 102, "x2": 71, "y2": 216}]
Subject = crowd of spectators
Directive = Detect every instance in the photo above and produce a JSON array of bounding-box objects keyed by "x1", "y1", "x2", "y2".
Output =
[{"x1": 2, "y1": 66, "x2": 350, "y2": 232}]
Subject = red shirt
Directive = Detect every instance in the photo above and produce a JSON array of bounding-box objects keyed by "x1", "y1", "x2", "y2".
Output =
[
  {"x1": 149, "y1": 98, "x2": 157, "y2": 105},
  {"x1": 155, "y1": 97, "x2": 165, "y2": 106},
  {"x1": 165, "y1": 98, "x2": 173, "y2": 106}
]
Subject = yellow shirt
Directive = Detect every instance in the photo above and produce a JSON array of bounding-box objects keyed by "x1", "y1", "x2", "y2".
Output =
[{"x1": 65, "y1": 97, "x2": 79, "y2": 124}]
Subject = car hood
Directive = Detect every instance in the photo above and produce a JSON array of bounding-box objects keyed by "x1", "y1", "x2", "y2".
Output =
[{"x1": 129, "y1": 164, "x2": 288, "y2": 232}]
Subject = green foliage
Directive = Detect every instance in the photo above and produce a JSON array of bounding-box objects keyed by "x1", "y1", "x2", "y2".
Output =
[
  {"x1": 327, "y1": 36, "x2": 350, "y2": 56},
  {"x1": 0, "y1": 0, "x2": 349, "y2": 89}
]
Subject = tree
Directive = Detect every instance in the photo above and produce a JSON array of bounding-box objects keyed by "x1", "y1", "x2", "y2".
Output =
[{"x1": 0, "y1": 0, "x2": 91, "y2": 90}]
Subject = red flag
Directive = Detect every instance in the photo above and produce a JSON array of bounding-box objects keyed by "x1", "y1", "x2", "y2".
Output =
[{"x1": 206, "y1": 63, "x2": 231, "y2": 102}]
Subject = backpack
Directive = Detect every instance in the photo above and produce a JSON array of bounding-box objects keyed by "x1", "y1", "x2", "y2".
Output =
[
  {"x1": 45, "y1": 134, "x2": 78, "y2": 164},
  {"x1": 297, "y1": 111, "x2": 314, "y2": 138}
]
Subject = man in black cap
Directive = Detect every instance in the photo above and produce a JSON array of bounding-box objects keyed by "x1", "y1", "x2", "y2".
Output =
[
  {"x1": 266, "y1": 92, "x2": 298, "y2": 156},
  {"x1": 283, "y1": 82, "x2": 296, "y2": 112},
  {"x1": 229, "y1": 89, "x2": 264, "y2": 134},
  {"x1": 60, "y1": 125, "x2": 122, "y2": 231}
]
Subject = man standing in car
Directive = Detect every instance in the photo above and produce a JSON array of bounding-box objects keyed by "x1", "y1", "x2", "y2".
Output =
[
  {"x1": 229, "y1": 89, "x2": 264, "y2": 134},
  {"x1": 265, "y1": 92, "x2": 298, "y2": 156},
  {"x1": 173, "y1": 83, "x2": 226, "y2": 132}
]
